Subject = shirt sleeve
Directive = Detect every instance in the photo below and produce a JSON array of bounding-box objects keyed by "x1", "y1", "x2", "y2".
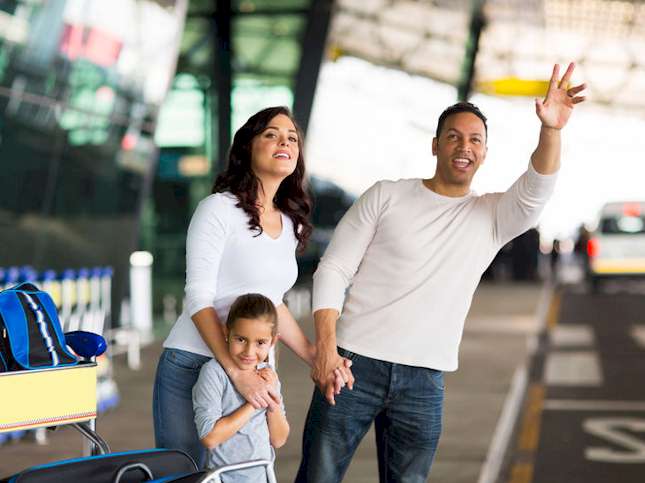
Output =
[
  {"x1": 313, "y1": 182, "x2": 384, "y2": 313},
  {"x1": 492, "y1": 162, "x2": 557, "y2": 246},
  {"x1": 193, "y1": 361, "x2": 224, "y2": 440},
  {"x1": 184, "y1": 195, "x2": 230, "y2": 317}
]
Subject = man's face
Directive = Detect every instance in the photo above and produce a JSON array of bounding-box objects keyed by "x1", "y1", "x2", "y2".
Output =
[{"x1": 432, "y1": 112, "x2": 487, "y2": 191}]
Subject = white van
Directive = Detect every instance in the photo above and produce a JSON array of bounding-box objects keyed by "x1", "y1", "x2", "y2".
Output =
[{"x1": 587, "y1": 201, "x2": 645, "y2": 290}]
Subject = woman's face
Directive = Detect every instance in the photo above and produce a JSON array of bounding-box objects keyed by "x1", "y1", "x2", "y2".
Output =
[{"x1": 250, "y1": 114, "x2": 300, "y2": 182}]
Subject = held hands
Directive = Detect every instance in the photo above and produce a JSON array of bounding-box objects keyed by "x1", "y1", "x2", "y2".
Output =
[
  {"x1": 536, "y1": 62, "x2": 586, "y2": 130},
  {"x1": 257, "y1": 367, "x2": 283, "y2": 412},
  {"x1": 230, "y1": 368, "x2": 281, "y2": 411},
  {"x1": 258, "y1": 366, "x2": 279, "y2": 389},
  {"x1": 311, "y1": 348, "x2": 354, "y2": 406}
]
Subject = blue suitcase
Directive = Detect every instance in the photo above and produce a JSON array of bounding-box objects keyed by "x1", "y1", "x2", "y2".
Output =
[{"x1": 1, "y1": 448, "x2": 197, "y2": 483}]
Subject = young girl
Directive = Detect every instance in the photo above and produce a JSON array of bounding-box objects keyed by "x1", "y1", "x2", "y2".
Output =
[{"x1": 193, "y1": 293, "x2": 289, "y2": 481}]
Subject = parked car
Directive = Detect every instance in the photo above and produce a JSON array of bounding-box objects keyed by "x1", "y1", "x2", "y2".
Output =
[{"x1": 586, "y1": 201, "x2": 645, "y2": 291}]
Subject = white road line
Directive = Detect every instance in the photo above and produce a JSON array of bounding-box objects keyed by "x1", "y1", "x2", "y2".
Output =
[
  {"x1": 477, "y1": 366, "x2": 528, "y2": 483},
  {"x1": 544, "y1": 400, "x2": 645, "y2": 411},
  {"x1": 477, "y1": 282, "x2": 554, "y2": 483},
  {"x1": 545, "y1": 351, "x2": 603, "y2": 386},
  {"x1": 550, "y1": 324, "x2": 595, "y2": 347}
]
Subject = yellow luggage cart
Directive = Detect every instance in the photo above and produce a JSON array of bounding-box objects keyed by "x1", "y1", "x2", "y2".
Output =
[{"x1": 0, "y1": 362, "x2": 109, "y2": 455}]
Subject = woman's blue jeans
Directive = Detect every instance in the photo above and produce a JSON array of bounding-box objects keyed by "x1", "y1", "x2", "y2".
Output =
[
  {"x1": 153, "y1": 348, "x2": 210, "y2": 469},
  {"x1": 295, "y1": 347, "x2": 445, "y2": 483}
]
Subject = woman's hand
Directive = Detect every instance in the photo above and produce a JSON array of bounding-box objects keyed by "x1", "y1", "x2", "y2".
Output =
[
  {"x1": 229, "y1": 367, "x2": 281, "y2": 411},
  {"x1": 258, "y1": 366, "x2": 279, "y2": 389}
]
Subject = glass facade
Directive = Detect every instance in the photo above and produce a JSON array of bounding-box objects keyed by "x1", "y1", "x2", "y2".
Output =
[{"x1": 0, "y1": 0, "x2": 186, "y2": 320}]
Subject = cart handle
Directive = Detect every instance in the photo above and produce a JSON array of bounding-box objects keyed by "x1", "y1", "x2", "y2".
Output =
[
  {"x1": 113, "y1": 462, "x2": 154, "y2": 482},
  {"x1": 199, "y1": 459, "x2": 277, "y2": 483}
]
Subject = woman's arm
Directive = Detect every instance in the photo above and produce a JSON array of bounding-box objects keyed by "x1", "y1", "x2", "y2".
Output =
[
  {"x1": 200, "y1": 402, "x2": 255, "y2": 449},
  {"x1": 275, "y1": 303, "x2": 316, "y2": 365},
  {"x1": 192, "y1": 307, "x2": 280, "y2": 410},
  {"x1": 276, "y1": 303, "x2": 352, "y2": 396}
]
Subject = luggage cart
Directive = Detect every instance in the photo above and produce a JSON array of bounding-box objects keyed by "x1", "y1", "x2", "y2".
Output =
[{"x1": 0, "y1": 357, "x2": 107, "y2": 456}]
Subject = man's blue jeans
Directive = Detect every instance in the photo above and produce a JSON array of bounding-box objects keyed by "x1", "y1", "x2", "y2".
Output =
[
  {"x1": 295, "y1": 347, "x2": 444, "y2": 483},
  {"x1": 152, "y1": 348, "x2": 211, "y2": 469}
]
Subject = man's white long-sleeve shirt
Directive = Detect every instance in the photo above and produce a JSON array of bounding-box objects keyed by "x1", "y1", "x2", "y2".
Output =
[{"x1": 313, "y1": 163, "x2": 556, "y2": 371}]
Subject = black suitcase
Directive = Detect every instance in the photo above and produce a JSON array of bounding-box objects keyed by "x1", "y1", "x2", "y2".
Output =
[{"x1": 1, "y1": 448, "x2": 197, "y2": 483}]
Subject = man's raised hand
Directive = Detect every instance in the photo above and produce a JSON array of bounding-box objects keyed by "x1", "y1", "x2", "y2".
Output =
[{"x1": 536, "y1": 62, "x2": 586, "y2": 130}]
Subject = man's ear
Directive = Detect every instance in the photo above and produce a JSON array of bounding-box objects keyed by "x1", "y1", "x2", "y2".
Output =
[
  {"x1": 223, "y1": 325, "x2": 229, "y2": 341},
  {"x1": 482, "y1": 144, "x2": 488, "y2": 164},
  {"x1": 432, "y1": 137, "x2": 438, "y2": 156}
]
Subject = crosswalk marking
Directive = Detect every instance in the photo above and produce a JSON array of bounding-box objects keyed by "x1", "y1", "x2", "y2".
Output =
[
  {"x1": 544, "y1": 400, "x2": 645, "y2": 411},
  {"x1": 549, "y1": 324, "x2": 594, "y2": 347},
  {"x1": 545, "y1": 351, "x2": 603, "y2": 386}
]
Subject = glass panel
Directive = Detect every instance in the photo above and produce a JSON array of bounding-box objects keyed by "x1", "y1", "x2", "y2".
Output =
[{"x1": 0, "y1": 0, "x2": 186, "y2": 324}]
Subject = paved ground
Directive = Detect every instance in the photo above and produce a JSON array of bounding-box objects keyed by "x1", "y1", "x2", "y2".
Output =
[
  {"x1": 0, "y1": 281, "x2": 545, "y2": 482},
  {"x1": 503, "y1": 280, "x2": 645, "y2": 483}
]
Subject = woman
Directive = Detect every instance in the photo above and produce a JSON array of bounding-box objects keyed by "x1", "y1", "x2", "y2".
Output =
[{"x1": 152, "y1": 106, "x2": 343, "y2": 468}]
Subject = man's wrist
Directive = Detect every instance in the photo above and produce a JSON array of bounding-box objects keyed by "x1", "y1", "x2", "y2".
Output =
[{"x1": 315, "y1": 338, "x2": 337, "y2": 354}]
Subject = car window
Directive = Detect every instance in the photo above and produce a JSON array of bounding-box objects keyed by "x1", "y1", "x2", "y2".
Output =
[{"x1": 600, "y1": 215, "x2": 645, "y2": 234}]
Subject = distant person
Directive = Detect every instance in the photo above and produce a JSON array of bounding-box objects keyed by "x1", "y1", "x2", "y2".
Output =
[
  {"x1": 296, "y1": 63, "x2": 586, "y2": 482},
  {"x1": 153, "y1": 106, "x2": 347, "y2": 467},
  {"x1": 193, "y1": 294, "x2": 288, "y2": 481},
  {"x1": 574, "y1": 224, "x2": 590, "y2": 269},
  {"x1": 551, "y1": 238, "x2": 561, "y2": 279},
  {"x1": 511, "y1": 228, "x2": 540, "y2": 281}
]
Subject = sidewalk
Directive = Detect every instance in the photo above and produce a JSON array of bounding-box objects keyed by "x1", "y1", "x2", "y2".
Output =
[{"x1": 0, "y1": 282, "x2": 546, "y2": 482}]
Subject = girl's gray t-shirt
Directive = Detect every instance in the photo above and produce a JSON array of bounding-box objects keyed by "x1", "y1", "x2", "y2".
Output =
[{"x1": 193, "y1": 359, "x2": 284, "y2": 481}]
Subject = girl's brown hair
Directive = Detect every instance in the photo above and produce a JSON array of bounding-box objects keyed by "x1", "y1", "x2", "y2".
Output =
[{"x1": 226, "y1": 293, "x2": 278, "y2": 336}]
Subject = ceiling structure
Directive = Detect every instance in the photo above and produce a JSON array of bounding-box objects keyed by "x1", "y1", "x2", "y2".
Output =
[
  {"x1": 174, "y1": 0, "x2": 332, "y2": 166},
  {"x1": 327, "y1": 0, "x2": 645, "y2": 112}
]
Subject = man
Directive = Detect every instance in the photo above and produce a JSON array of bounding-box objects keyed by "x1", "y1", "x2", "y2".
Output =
[{"x1": 295, "y1": 63, "x2": 586, "y2": 483}]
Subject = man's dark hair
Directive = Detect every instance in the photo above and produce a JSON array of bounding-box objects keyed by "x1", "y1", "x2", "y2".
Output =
[
  {"x1": 226, "y1": 293, "x2": 278, "y2": 336},
  {"x1": 435, "y1": 102, "x2": 488, "y2": 139}
]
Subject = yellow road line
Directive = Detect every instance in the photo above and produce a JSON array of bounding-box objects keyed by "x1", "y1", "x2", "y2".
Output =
[
  {"x1": 507, "y1": 288, "x2": 561, "y2": 482},
  {"x1": 509, "y1": 462, "x2": 534, "y2": 483},
  {"x1": 518, "y1": 384, "x2": 545, "y2": 451},
  {"x1": 546, "y1": 290, "x2": 561, "y2": 330}
]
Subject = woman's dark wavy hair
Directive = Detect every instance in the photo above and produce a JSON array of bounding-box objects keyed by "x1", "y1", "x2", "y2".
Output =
[{"x1": 212, "y1": 106, "x2": 312, "y2": 252}]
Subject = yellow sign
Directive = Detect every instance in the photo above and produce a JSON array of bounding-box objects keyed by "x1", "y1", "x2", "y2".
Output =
[{"x1": 477, "y1": 78, "x2": 551, "y2": 97}]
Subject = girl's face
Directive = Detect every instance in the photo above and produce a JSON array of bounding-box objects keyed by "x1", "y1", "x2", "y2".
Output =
[
  {"x1": 226, "y1": 317, "x2": 276, "y2": 371},
  {"x1": 250, "y1": 114, "x2": 300, "y2": 182}
]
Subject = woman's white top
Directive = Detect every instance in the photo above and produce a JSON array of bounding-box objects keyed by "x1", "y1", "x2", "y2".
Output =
[{"x1": 164, "y1": 192, "x2": 298, "y2": 357}]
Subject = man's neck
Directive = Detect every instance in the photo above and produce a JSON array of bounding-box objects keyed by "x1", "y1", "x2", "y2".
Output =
[{"x1": 422, "y1": 177, "x2": 470, "y2": 197}]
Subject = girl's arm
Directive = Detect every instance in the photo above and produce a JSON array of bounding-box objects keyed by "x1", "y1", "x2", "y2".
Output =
[
  {"x1": 200, "y1": 402, "x2": 256, "y2": 449},
  {"x1": 259, "y1": 367, "x2": 290, "y2": 448},
  {"x1": 266, "y1": 403, "x2": 290, "y2": 449}
]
